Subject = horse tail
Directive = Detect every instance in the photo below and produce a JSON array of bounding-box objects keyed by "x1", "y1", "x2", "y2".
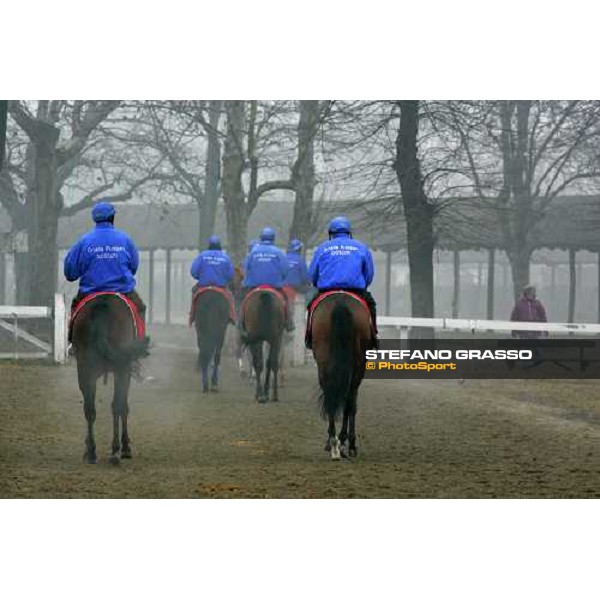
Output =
[
  {"x1": 245, "y1": 292, "x2": 274, "y2": 344},
  {"x1": 320, "y1": 300, "x2": 354, "y2": 420},
  {"x1": 88, "y1": 298, "x2": 149, "y2": 364}
]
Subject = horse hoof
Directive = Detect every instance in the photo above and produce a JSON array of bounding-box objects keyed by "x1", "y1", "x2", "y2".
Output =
[
  {"x1": 349, "y1": 448, "x2": 357, "y2": 458},
  {"x1": 121, "y1": 448, "x2": 133, "y2": 459},
  {"x1": 109, "y1": 454, "x2": 121, "y2": 465},
  {"x1": 211, "y1": 386, "x2": 219, "y2": 393},
  {"x1": 83, "y1": 452, "x2": 97, "y2": 464},
  {"x1": 202, "y1": 388, "x2": 209, "y2": 394},
  {"x1": 330, "y1": 450, "x2": 341, "y2": 461}
]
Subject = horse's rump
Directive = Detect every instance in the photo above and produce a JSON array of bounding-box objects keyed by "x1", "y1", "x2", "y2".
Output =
[
  {"x1": 72, "y1": 292, "x2": 145, "y2": 340},
  {"x1": 73, "y1": 295, "x2": 149, "y2": 370},
  {"x1": 242, "y1": 287, "x2": 285, "y2": 344},
  {"x1": 190, "y1": 286, "x2": 236, "y2": 327},
  {"x1": 307, "y1": 290, "x2": 375, "y2": 346}
]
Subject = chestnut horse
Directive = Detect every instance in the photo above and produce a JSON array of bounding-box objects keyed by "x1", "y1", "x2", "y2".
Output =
[
  {"x1": 72, "y1": 295, "x2": 149, "y2": 464},
  {"x1": 241, "y1": 288, "x2": 285, "y2": 403},
  {"x1": 310, "y1": 292, "x2": 372, "y2": 460}
]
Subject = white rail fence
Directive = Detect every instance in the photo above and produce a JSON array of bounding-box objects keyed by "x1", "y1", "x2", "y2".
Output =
[
  {"x1": 293, "y1": 313, "x2": 600, "y2": 366},
  {"x1": 0, "y1": 294, "x2": 67, "y2": 363},
  {"x1": 377, "y1": 316, "x2": 600, "y2": 339}
]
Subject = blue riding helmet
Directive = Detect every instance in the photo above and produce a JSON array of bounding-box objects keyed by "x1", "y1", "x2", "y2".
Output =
[
  {"x1": 92, "y1": 201, "x2": 116, "y2": 223},
  {"x1": 208, "y1": 235, "x2": 222, "y2": 250},
  {"x1": 328, "y1": 216, "x2": 351, "y2": 235},
  {"x1": 260, "y1": 227, "x2": 276, "y2": 242},
  {"x1": 288, "y1": 238, "x2": 303, "y2": 253},
  {"x1": 248, "y1": 239, "x2": 259, "y2": 251}
]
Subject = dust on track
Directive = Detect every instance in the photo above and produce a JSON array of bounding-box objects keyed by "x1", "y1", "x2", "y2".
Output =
[{"x1": 2, "y1": 326, "x2": 600, "y2": 498}]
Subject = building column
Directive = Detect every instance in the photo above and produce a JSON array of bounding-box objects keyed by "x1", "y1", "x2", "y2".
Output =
[
  {"x1": 0, "y1": 252, "x2": 5, "y2": 304},
  {"x1": 568, "y1": 248, "x2": 576, "y2": 322},
  {"x1": 452, "y1": 250, "x2": 460, "y2": 318},
  {"x1": 385, "y1": 251, "x2": 392, "y2": 316},
  {"x1": 148, "y1": 250, "x2": 155, "y2": 324},
  {"x1": 486, "y1": 248, "x2": 495, "y2": 320},
  {"x1": 166, "y1": 249, "x2": 172, "y2": 325}
]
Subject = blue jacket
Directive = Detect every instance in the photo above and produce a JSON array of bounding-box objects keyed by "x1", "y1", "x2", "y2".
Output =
[
  {"x1": 284, "y1": 251, "x2": 311, "y2": 290},
  {"x1": 309, "y1": 233, "x2": 374, "y2": 290},
  {"x1": 64, "y1": 222, "x2": 139, "y2": 294},
  {"x1": 242, "y1": 241, "x2": 289, "y2": 288},
  {"x1": 190, "y1": 249, "x2": 234, "y2": 287}
]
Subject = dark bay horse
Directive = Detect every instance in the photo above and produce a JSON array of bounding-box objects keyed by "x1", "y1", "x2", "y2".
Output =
[
  {"x1": 192, "y1": 288, "x2": 231, "y2": 393},
  {"x1": 310, "y1": 292, "x2": 372, "y2": 460},
  {"x1": 72, "y1": 295, "x2": 149, "y2": 464},
  {"x1": 241, "y1": 288, "x2": 285, "y2": 403}
]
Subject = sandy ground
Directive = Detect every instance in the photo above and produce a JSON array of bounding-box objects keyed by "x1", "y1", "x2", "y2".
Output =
[{"x1": 2, "y1": 325, "x2": 600, "y2": 498}]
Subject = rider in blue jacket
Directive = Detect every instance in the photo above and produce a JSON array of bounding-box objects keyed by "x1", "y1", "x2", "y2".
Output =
[
  {"x1": 284, "y1": 239, "x2": 311, "y2": 293},
  {"x1": 308, "y1": 216, "x2": 377, "y2": 341},
  {"x1": 64, "y1": 201, "x2": 146, "y2": 341},
  {"x1": 241, "y1": 227, "x2": 293, "y2": 331},
  {"x1": 190, "y1": 235, "x2": 234, "y2": 290}
]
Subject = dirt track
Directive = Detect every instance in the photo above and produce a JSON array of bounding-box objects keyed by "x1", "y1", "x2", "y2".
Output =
[{"x1": 3, "y1": 326, "x2": 600, "y2": 498}]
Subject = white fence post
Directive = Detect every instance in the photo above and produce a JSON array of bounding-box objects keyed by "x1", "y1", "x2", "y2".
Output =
[
  {"x1": 292, "y1": 296, "x2": 306, "y2": 366},
  {"x1": 53, "y1": 293, "x2": 68, "y2": 364}
]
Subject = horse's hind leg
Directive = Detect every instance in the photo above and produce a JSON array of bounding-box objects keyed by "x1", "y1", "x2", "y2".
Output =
[
  {"x1": 348, "y1": 388, "x2": 358, "y2": 457},
  {"x1": 326, "y1": 415, "x2": 341, "y2": 460},
  {"x1": 211, "y1": 348, "x2": 221, "y2": 391},
  {"x1": 250, "y1": 343, "x2": 265, "y2": 402},
  {"x1": 80, "y1": 370, "x2": 98, "y2": 464},
  {"x1": 267, "y1": 340, "x2": 281, "y2": 402},
  {"x1": 111, "y1": 371, "x2": 131, "y2": 464}
]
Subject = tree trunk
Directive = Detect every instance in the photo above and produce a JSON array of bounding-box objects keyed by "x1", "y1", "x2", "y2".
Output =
[
  {"x1": 394, "y1": 101, "x2": 435, "y2": 336},
  {"x1": 289, "y1": 100, "x2": 319, "y2": 247},
  {"x1": 221, "y1": 101, "x2": 248, "y2": 265},
  {"x1": 507, "y1": 247, "x2": 531, "y2": 301},
  {"x1": 199, "y1": 100, "x2": 222, "y2": 247},
  {"x1": 0, "y1": 101, "x2": 7, "y2": 171}
]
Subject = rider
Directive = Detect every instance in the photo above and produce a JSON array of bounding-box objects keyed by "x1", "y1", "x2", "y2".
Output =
[
  {"x1": 283, "y1": 238, "x2": 312, "y2": 326},
  {"x1": 64, "y1": 201, "x2": 146, "y2": 344},
  {"x1": 190, "y1": 235, "x2": 235, "y2": 322},
  {"x1": 241, "y1": 227, "x2": 294, "y2": 332},
  {"x1": 307, "y1": 216, "x2": 377, "y2": 347}
]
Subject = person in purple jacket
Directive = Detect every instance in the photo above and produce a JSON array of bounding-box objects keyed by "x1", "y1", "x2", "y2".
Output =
[{"x1": 510, "y1": 284, "x2": 548, "y2": 339}]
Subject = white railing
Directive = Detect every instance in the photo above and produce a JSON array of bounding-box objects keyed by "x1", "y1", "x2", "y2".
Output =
[
  {"x1": 0, "y1": 294, "x2": 67, "y2": 363},
  {"x1": 377, "y1": 316, "x2": 600, "y2": 339}
]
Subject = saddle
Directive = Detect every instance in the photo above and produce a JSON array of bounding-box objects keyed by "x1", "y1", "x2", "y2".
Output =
[
  {"x1": 70, "y1": 292, "x2": 146, "y2": 340},
  {"x1": 305, "y1": 290, "x2": 375, "y2": 347},
  {"x1": 189, "y1": 286, "x2": 237, "y2": 327}
]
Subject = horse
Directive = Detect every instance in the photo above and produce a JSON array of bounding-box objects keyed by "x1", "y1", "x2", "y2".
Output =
[
  {"x1": 309, "y1": 292, "x2": 372, "y2": 460},
  {"x1": 72, "y1": 294, "x2": 149, "y2": 465},
  {"x1": 192, "y1": 288, "x2": 231, "y2": 393},
  {"x1": 241, "y1": 287, "x2": 285, "y2": 403}
]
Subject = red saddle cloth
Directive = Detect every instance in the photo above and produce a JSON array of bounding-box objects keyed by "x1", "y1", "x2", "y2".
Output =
[
  {"x1": 70, "y1": 292, "x2": 146, "y2": 340},
  {"x1": 240, "y1": 285, "x2": 287, "y2": 322},
  {"x1": 306, "y1": 290, "x2": 374, "y2": 340},
  {"x1": 189, "y1": 286, "x2": 237, "y2": 326}
]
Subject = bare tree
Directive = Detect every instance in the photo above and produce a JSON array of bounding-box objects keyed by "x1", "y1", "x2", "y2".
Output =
[
  {"x1": 221, "y1": 101, "x2": 297, "y2": 264},
  {"x1": 394, "y1": 101, "x2": 435, "y2": 326},
  {"x1": 1, "y1": 101, "x2": 165, "y2": 305},
  {"x1": 441, "y1": 100, "x2": 600, "y2": 296}
]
